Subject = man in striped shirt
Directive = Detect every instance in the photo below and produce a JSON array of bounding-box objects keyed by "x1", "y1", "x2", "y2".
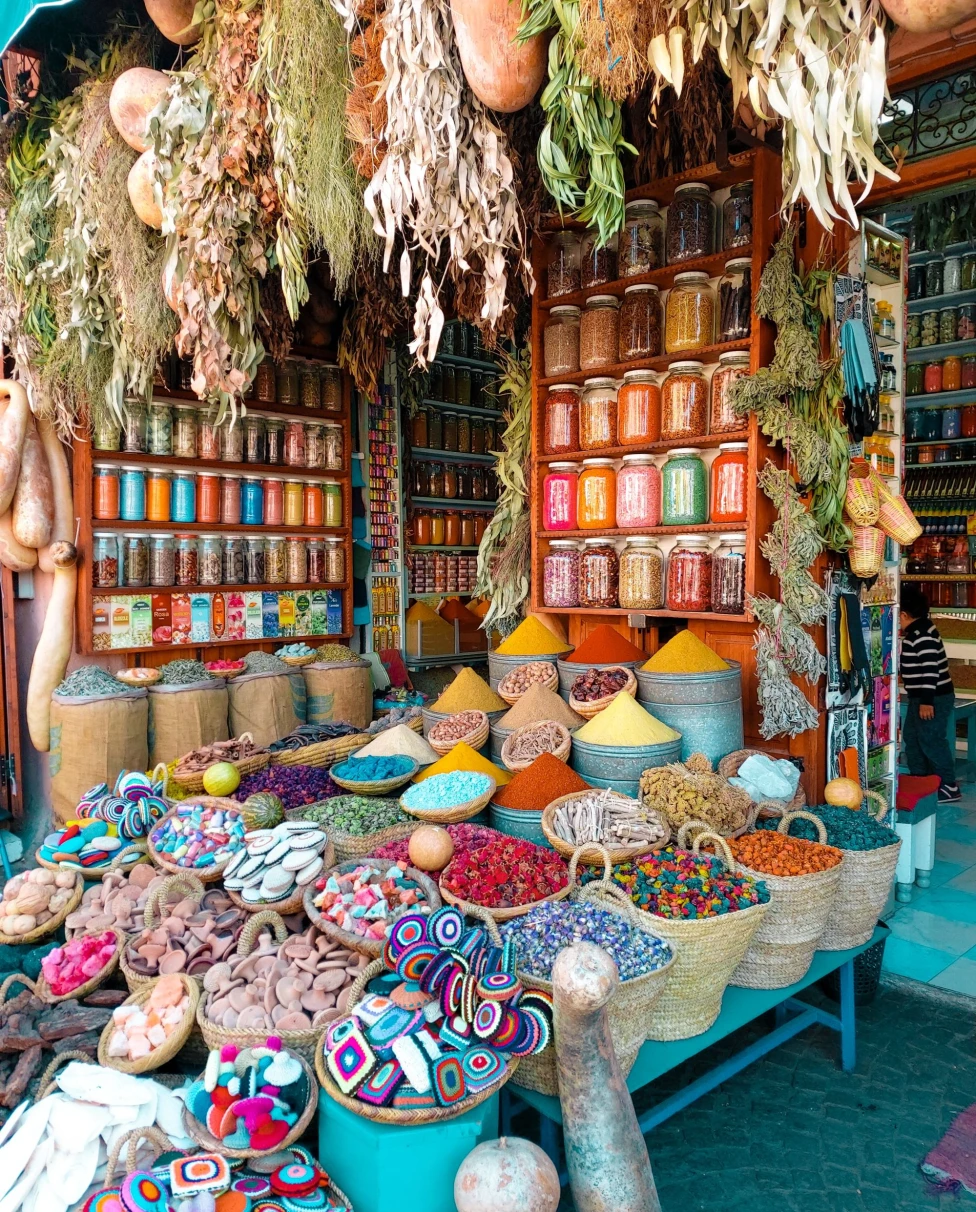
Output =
[{"x1": 900, "y1": 586, "x2": 960, "y2": 803}]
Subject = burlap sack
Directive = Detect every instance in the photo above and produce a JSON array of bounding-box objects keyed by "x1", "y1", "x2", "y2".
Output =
[
  {"x1": 148, "y1": 680, "x2": 229, "y2": 767},
  {"x1": 303, "y1": 660, "x2": 371, "y2": 730},
  {"x1": 49, "y1": 688, "x2": 149, "y2": 824},
  {"x1": 227, "y1": 671, "x2": 306, "y2": 748}
]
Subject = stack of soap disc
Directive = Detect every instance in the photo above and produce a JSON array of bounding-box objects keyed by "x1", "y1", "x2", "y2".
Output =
[{"x1": 223, "y1": 821, "x2": 330, "y2": 907}]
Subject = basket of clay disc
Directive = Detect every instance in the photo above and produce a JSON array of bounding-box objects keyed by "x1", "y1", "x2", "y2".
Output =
[{"x1": 224, "y1": 821, "x2": 335, "y2": 916}]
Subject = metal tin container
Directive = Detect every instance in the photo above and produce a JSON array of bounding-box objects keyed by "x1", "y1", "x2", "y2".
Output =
[
  {"x1": 570, "y1": 735, "x2": 683, "y2": 797},
  {"x1": 488, "y1": 648, "x2": 568, "y2": 692},
  {"x1": 635, "y1": 661, "x2": 743, "y2": 766},
  {"x1": 489, "y1": 802, "x2": 547, "y2": 845}
]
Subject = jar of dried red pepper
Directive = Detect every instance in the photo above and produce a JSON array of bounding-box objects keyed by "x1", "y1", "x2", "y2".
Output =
[
  {"x1": 544, "y1": 385, "x2": 581, "y2": 454},
  {"x1": 618, "y1": 370, "x2": 660, "y2": 445},
  {"x1": 579, "y1": 539, "x2": 619, "y2": 608},
  {"x1": 666, "y1": 535, "x2": 712, "y2": 612},
  {"x1": 710, "y1": 442, "x2": 749, "y2": 524}
]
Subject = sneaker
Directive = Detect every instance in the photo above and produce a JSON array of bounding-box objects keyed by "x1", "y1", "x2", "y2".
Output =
[{"x1": 939, "y1": 783, "x2": 962, "y2": 803}]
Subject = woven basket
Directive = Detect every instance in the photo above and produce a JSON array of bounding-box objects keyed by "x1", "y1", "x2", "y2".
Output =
[
  {"x1": 542, "y1": 790, "x2": 669, "y2": 864},
  {"x1": 34, "y1": 926, "x2": 127, "y2": 1005},
  {"x1": 120, "y1": 872, "x2": 208, "y2": 992},
  {"x1": 330, "y1": 758, "x2": 420, "y2": 796},
  {"x1": 279, "y1": 652, "x2": 316, "y2": 667},
  {"x1": 496, "y1": 662, "x2": 559, "y2": 706},
  {"x1": 271, "y1": 732, "x2": 369, "y2": 769},
  {"x1": 568, "y1": 667, "x2": 639, "y2": 720},
  {"x1": 116, "y1": 667, "x2": 162, "y2": 687},
  {"x1": 171, "y1": 735, "x2": 270, "y2": 793},
  {"x1": 717, "y1": 749, "x2": 806, "y2": 819},
  {"x1": 500, "y1": 721, "x2": 571, "y2": 772},
  {"x1": 848, "y1": 525, "x2": 885, "y2": 578},
  {"x1": 184, "y1": 1049, "x2": 318, "y2": 1157},
  {"x1": 427, "y1": 711, "x2": 490, "y2": 758},
  {"x1": 289, "y1": 800, "x2": 420, "y2": 863},
  {"x1": 146, "y1": 799, "x2": 244, "y2": 881},
  {"x1": 227, "y1": 835, "x2": 334, "y2": 917},
  {"x1": 399, "y1": 776, "x2": 496, "y2": 825},
  {"x1": 511, "y1": 846, "x2": 676, "y2": 1096},
  {"x1": 845, "y1": 458, "x2": 880, "y2": 526},
  {"x1": 35, "y1": 841, "x2": 149, "y2": 879},
  {"x1": 304, "y1": 859, "x2": 441, "y2": 956},
  {"x1": 639, "y1": 832, "x2": 770, "y2": 1040},
  {"x1": 104, "y1": 1127, "x2": 183, "y2": 1188},
  {"x1": 204, "y1": 663, "x2": 246, "y2": 680},
  {"x1": 818, "y1": 790, "x2": 902, "y2": 950},
  {"x1": 728, "y1": 812, "x2": 845, "y2": 989},
  {"x1": 97, "y1": 973, "x2": 200, "y2": 1074},
  {"x1": 439, "y1": 879, "x2": 572, "y2": 923},
  {"x1": 872, "y1": 470, "x2": 923, "y2": 544},
  {"x1": 198, "y1": 911, "x2": 331, "y2": 1063},
  {"x1": 0, "y1": 874, "x2": 83, "y2": 947}
]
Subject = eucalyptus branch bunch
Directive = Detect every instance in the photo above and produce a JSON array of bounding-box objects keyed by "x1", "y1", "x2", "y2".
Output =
[{"x1": 754, "y1": 628, "x2": 821, "y2": 739}]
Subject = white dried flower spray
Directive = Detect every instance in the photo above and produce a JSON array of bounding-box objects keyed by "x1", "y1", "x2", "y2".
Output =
[{"x1": 362, "y1": 0, "x2": 532, "y2": 365}]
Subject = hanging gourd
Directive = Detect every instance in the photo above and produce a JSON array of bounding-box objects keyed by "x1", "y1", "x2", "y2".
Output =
[
  {"x1": 449, "y1": 0, "x2": 548, "y2": 113},
  {"x1": 880, "y1": 0, "x2": 976, "y2": 31},
  {"x1": 128, "y1": 150, "x2": 163, "y2": 229},
  {"x1": 109, "y1": 68, "x2": 171, "y2": 153},
  {"x1": 144, "y1": 0, "x2": 201, "y2": 45}
]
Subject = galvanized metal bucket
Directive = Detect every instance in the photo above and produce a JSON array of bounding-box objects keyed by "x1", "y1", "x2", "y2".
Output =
[
  {"x1": 556, "y1": 658, "x2": 643, "y2": 699},
  {"x1": 636, "y1": 662, "x2": 743, "y2": 766},
  {"x1": 488, "y1": 649, "x2": 568, "y2": 691},
  {"x1": 489, "y1": 802, "x2": 546, "y2": 845},
  {"x1": 570, "y1": 735, "x2": 683, "y2": 797},
  {"x1": 489, "y1": 721, "x2": 513, "y2": 763}
]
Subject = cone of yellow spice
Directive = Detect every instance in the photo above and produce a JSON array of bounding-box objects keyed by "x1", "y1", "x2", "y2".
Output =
[
  {"x1": 642, "y1": 631, "x2": 729, "y2": 674},
  {"x1": 573, "y1": 693, "x2": 680, "y2": 746},
  {"x1": 494, "y1": 617, "x2": 573, "y2": 657},
  {"x1": 412, "y1": 741, "x2": 512, "y2": 785},
  {"x1": 431, "y1": 668, "x2": 508, "y2": 714}
]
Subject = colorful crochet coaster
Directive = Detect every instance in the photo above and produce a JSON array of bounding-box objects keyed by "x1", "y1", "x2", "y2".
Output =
[
  {"x1": 427, "y1": 906, "x2": 464, "y2": 949},
  {"x1": 473, "y1": 999, "x2": 502, "y2": 1040},
  {"x1": 364, "y1": 1006, "x2": 422, "y2": 1054},
  {"x1": 461, "y1": 1047, "x2": 505, "y2": 1091},
  {"x1": 231, "y1": 1177, "x2": 271, "y2": 1198},
  {"x1": 390, "y1": 1034, "x2": 432, "y2": 1093},
  {"x1": 120, "y1": 1172, "x2": 171, "y2": 1212},
  {"x1": 388, "y1": 913, "x2": 429, "y2": 956},
  {"x1": 501, "y1": 938, "x2": 517, "y2": 975},
  {"x1": 510, "y1": 1012, "x2": 543, "y2": 1057},
  {"x1": 326, "y1": 1024, "x2": 377, "y2": 1095},
  {"x1": 391, "y1": 1084, "x2": 437, "y2": 1111},
  {"x1": 282, "y1": 1191, "x2": 328, "y2": 1211},
  {"x1": 356, "y1": 1058, "x2": 405, "y2": 1107},
  {"x1": 431, "y1": 1055, "x2": 466, "y2": 1107},
  {"x1": 491, "y1": 1009, "x2": 521, "y2": 1050},
  {"x1": 438, "y1": 1013, "x2": 473, "y2": 1052},
  {"x1": 457, "y1": 928, "x2": 486, "y2": 958},
  {"x1": 477, "y1": 972, "x2": 520, "y2": 1001},
  {"x1": 82, "y1": 1191, "x2": 124, "y2": 1212},
  {"x1": 394, "y1": 941, "x2": 437, "y2": 983},
  {"x1": 521, "y1": 1005, "x2": 552, "y2": 1052},
  {"x1": 269, "y1": 1163, "x2": 318, "y2": 1197},
  {"x1": 519, "y1": 989, "x2": 553, "y2": 1026}
]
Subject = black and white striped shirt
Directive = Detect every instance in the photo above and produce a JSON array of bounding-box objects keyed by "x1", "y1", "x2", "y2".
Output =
[{"x1": 901, "y1": 618, "x2": 953, "y2": 705}]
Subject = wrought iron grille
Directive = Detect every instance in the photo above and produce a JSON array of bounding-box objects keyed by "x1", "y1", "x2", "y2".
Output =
[{"x1": 877, "y1": 70, "x2": 976, "y2": 167}]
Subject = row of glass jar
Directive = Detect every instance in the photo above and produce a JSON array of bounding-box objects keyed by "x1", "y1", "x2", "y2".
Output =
[
  {"x1": 158, "y1": 356, "x2": 343, "y2": 413},
  {"x1": 543, "y1": 354, "x2": 749, "y2": 454},
  {"x1": 94, "y1": 403, "x2": 344, "y2": 469},
  {"x1": 542, "y1": 535, "x2": 746, "y2": 614},
  {"x1": 410, "y1": 511, "x2": 488, "y2": 547},
  {"x1": 905, "y1": 536, "x2": 973, "y2": 577},
  {"x1": 93, "y1": 466, "x2": 343, "y2": 528},
  {"x1": 543, "y1": 445, "x2": 748, "y2": 532},
  {"x1": 407, "y1": 553, "x2": 479, "y2": 595},
  {"x1": 545, "y1": 182, "x2": 753, "y2": 298},
  {"x1": 906, "y1": 405, "x2": 976, "y2": 442},
  {"x1": 907, "y1": 253, "x2": 976, "y2": 303},
  {"x1": 409, "y1": 407, "x2": 499, "y2": 454},
  {"x1": 543, "y1": 260, "x2": 750, "y2": 377},
  {"x1": 426, "y1": 363, "x2": 498, "y2": 410},
  {"x1": 909, "y1": 305, "x2": 976, "y2": 349},
  {"x1": 92, "y1": 532, "x2": 346, "y2": 589},
  {"x1": 907, "y1": 356, "x2": 976, "y2": 396},
  {"x1": 410, "y1": 462, "x2": 497, "y2": 502}
]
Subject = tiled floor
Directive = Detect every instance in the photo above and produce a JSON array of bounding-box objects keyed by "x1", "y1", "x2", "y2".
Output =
[{"x1": 883, "y1": 788, "x2": 976, "y2": 993}]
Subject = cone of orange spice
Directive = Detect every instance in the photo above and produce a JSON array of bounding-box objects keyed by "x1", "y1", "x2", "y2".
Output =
[{"x1": 727, "y1": 829, "x2": 842, "y2": 876}]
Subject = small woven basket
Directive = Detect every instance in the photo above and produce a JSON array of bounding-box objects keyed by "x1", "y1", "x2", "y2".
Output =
[
  {"x1": 204, "y1": 663, "x2": 246, "y2": 680},
  {"x1": 427, "y1": 711, "x2": 490, "y2": 757},
  {"x1": 226, "y1": 835, "x2": 334, "y2": 917},
  {"x1": 872, "y1": 470, "x2": 923, "y2": 544},
  {"x1": 34, "y1": 926, "x2": 127, "y2": 1005},
  {"x1": 278, "y1": 652, "x2": 316, "y2": 667},
  {"x1": 120, "y1": 872, "x2": 208, "y2": 992},
  {"x1": 289, "y1": 799, "x2": 420, "y2": 863},
  {"x1": 0, "y1": 874, "x2": 83, "y2": 946},
  {"x1": 568, "y1": 666, "x2": 638, "y2": 720},
  {"x1": 438, "y1": 872, "x2": 572, "y2": 922},
  {"x1": 330, "y1": 758, "x2": 420, "y2": 796},
  {"x1": 542, "y1": 790, "x2": 669, "y2": 864},
  {"x1": 496, "y1": 662, "x2": 559, "y2": 706},
  {"x1": 270, "y1": 732, "x2": 369, "y2": 769},
  {"x1": 146, "y1": 798, "x2": 244, "y2": 881},
  {"x1": 848, "y1": 525, "x2": 885, "y2": 578},
  {"x1": 399, "y1": 776, "x2": 497, "y2": 824},
  {"x1": 116, "y1": 667, "x2": 162, "y2": 687},
  {"x1": 500, "y1": 721, "x2": 571, "y2": 772},
  {"x1": 171, "y1": 737, "x2": 270, "y2": 793},
  {"x1": 35, "y1": 842, "x2": 149, "y2": 879},
  {"x1": 717, "y1": 749, "x2": 806, "y2": 819},
  {"x1": 304, "y1": 859, "x2": 441, "y2": 956},
  {"x1": 97, "y1": 973, "x2": 200, "y2": 1074},
  {"x1": 844, "y1": 458, "x2": 880, "y2": 526}
]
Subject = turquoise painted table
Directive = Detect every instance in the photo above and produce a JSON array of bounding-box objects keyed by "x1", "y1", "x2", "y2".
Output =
[{"x1": 502, "y1": 929, "x2": 884, "y2": 1176}]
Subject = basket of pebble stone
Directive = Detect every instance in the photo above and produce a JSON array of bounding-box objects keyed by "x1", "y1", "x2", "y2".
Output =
[
  {"x1": 427, "y1": 710, "x2": 490, "y2": 757},
  {"x1": 542, "y1": 788, "x2": 669, "y2": 864},
  {"x1": 147, "y1": 798, "x2": 246, "y2": 883},
  {"x1": 503, "y1": 847, "x2": 675, "y2": 1095},
  {"x1": 291, "y1": 795, "x2": 419, "y2": 862},
  {"x1": 98, "y1": 973, "x2": 200, "y2": 1074},
  {"x1": 496, "y1": 662, "x2": 559, "y2": 706},
  {"x1": 568, "y1": 666, "x2": 638, "y2": 720}
]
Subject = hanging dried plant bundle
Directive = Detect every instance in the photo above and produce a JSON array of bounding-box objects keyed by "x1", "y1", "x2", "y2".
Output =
[
  {"x1": 576, "y1": 0, "x2": 657, "y2": 103},
  {"x1": 257, "y1": 274, "x2": 294, "y2": 366},
  {"x1": 364, "y1": 0, "x2": 531, "y2": 365},
  {"x1": 345, "y1": 2, "x2": 387, "y2": 180},
  {"x1": 754, "y1": 627, "x2": 820, "y2": 739},
  {"x1": 338, "y1": 260, "x2": 410, "y2": 399}
]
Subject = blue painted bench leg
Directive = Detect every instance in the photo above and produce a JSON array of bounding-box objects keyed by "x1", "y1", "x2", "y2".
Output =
[
  {"x1": 0, "y1": 832, "x2": 10, "y2": 881},
  {"x1": 839, "y1": 959, "x2": 856, "y2": 1072},
  {"x1": 539, "y1": 1117, "x2": 560, "y2": 1172}
]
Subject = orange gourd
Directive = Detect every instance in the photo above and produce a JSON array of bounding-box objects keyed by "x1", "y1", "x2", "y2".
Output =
[{"x1": 449, "y1": 0, "x2": 548, "y2": 113}]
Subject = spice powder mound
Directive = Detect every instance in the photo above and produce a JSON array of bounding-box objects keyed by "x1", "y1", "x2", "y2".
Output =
[
  {"x1": 493, "y1": 753, "x2": 590, "y2": 811},
  {"x1": 568, "y1": 624, "x2": 646, "y2": 666},
  {"x1": 431, "y1": 667, "x2": 508, "y2": 714},
  {"x1": 495, "y1": 616, "x2": 573, "y2": 657},
  {"x1": 642, "y1": 630, "x2": 729, "y2": 674}
]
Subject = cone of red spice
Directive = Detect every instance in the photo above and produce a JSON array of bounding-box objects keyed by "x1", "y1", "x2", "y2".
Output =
[
  {"x1": 492, "y1": 753, "x2": 590, "y2": 811},
  {"x1": 567, "y1": 624, "x2": 647, "y2": 666}
]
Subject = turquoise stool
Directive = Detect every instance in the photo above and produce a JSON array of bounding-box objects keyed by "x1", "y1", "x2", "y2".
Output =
[{"x1": 317, "y1": 1088, "x2": 499, "y2": 1212}]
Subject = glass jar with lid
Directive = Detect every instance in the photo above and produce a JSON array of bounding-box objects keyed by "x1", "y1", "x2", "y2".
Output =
[
  {"x1": 122, "y1": 401, "x2": 148, "y2": 453},
  {"x1": 323, "y1": 423, "x2": 343, "y2": 469},
  {"x1": 146, "y1": 469, "x2": 171, "y2": 523},
  {"x1": 430, "y1": 512, "x2": 445, "y2": 545},
  {"x1": 244, "y1": 414, "x2": 265, "y2": 464},
  {"x1": 579, "y1": 539, "x2": 619, "y2": 608},
  {"x1": 303, "y1": 481, "x2": 324, "y2": 527},
  {"x1": 265, "y1": 536, "x2": 286, "y2": 584},
  {"x1": 544, "y1": 306, "x2": 581, "y2": 377},
  {"x1": 222, "y1": 535, "x2": 244, "y2": 584},
  {"x1": 284, "y1": 420, "x2": 306, "y2": 467},
  {"x1": 93, "y1": 409, "x2": 121, "y2": 452},
  {"x1": 175, "y1": 534, "x2": 199, "y2": 586},
  {"x1": 457, "y1": 414, "x2": 471, "y2": 455},
  {"x1": 283, "y1": 479, "x2": 304, "y2": 527},
  {"x1": 150, "y1": 534, "x2": 175, "y2": 587},
  {"x1": 456, "y1": 368, "x2": 472, "y2": 409},
  {"x1": 241, "y1": 476, "x2": 263, "y2": 525},
  {"x1": 307, "y1": 539, "x2": 325, "y2": 583},
  {"x1": 920, "y1": 309, "x2": 939, "y2": 347},
  {"x1": 580, "y1": 377, "x2": 617, "y2": 450},
  {"x1": 661, "y1": 448, "x2": 707, "y2": 526},
  {"x1": 580, "y1": 295, "x2": 620, "y2": 370},
  {"x1": 441, "y1": 362, "x2": 457, "y2": 405},
  {"x1": 325, "y1": 537, "x2": 346, "y2": 583},
  {"x1": 945, "y1": 255, "x2": 963, "y2": 295},
  {"x1": 661, "y1": 361, "x2": 707, "y2": 440},
  {"x1": 93, "y1": 465, "x2": 121, "y2": 520},
  {"x1": 619, "y1": 284, "x2": 662, "y2": 360},
  {"x1": 461, "y1": 513, "x2": 475, "y2": 546},
  {"x1": 710, "y1": 535, "x2": 746, "y2": 613},
  {"x1": 120, "y1": 467, "x2": 147, "y2": 522},
  {"x1": 667, "y1": 182, "x2": 715, "y2": 264},
  {"x1": 580, "y1": 229, "x2": 617, "y2": 289},
  {"x1": 943, "y1": 407, "x2": 961, "y2": 439},
  {"x1": 168, "y1": 405, "x2": 193, "y2": 459},
  {"x1": 299, "y1": 363, "x2": 320, "y2": 410},
  {"x1": 616, "y1": 454, "x2": 661, "y2": 529},
  {"x1": 665, "y1": 271, "x2": 715, "y2": 353},
  {"x1": 171, "y1": 471, "x2": 196, "y2": 524},
  {"x1": 428, "y1": 407, "x2": 443, "y2": 450},
  {"x1": 264, "y1": 419, "x2": 285, "y2": 466},
  {"x1": 456, "y1": 465, "x2": 472, "y2": 501},
  {"x1": 547, "y1": 231, "x2": 581, "y2": 298},
  {"x1": 471, "y1": 417, "x2": 485, "y2": 455},
  {"x1": 245, "y1": 536, "x2": 265, "y2": 583},
  {"x1": 543, "y1": 541, "x2": 582, "y2": 607},
  {"x1": 666, "y1": 535, "x2": 712, "y2": 611},
  {"x1": 220, "y1": 473, "x2": 242, "y2": 525},
  {"x1": 543, "y1": 463, "x2": 579, "y2": 532},
  {"x1": 124, "y1": 534, "x2": 150, "y2": 588},
  {"x1": 618, "y1": 370, "x2": 660, "y2": 446},
  {"x1": 148, "y1": 401, "x2": 173, "y2": 456},
  {"x1": 722, "y1": 181, "x2": 753, "y2": 250},
  {"x1": 906, "y1": 363, "x2": 924, "y2": 396},
  {"x1": 924, "y1": 361, "x2": 943, "y2": 393},
  {"x1": 324, "y1": 481, "x2": 343, "y2": 527},
  {"x1": 93, "y1": 533, "x2": 120, "y2": 588},
  {"x1": 619, "y1": 538, "x2": 665, "y2": 609},
  {"x1": 717, "y1": 258, "x2": 752, "y2": 341},
  {"x1": 710, "y1": 442, "x2": 749, "y2": 523},
  {"x1": 710, "y1": 351, "x2": 750, "y2": 433},
  {"x1": 925, "y1": 257, "x2": 944, "y2": 298},
  {"x1": 618, "y1": 199, "x2": 663, "y2": 276},
  {"x1": 941, "y1": 307, "x2": 958, "y2": 345},
  {"x1": 198, "y1": 534, "x2": 222, "y2": 585},
  {"x1": 198, "y1": 472, "x2": 220, "y2": 524},
  {"x1": 255, "y1": 360, "x2": 276, "y2": 403},
  {"x1": 197, "y1": 408, "x2": 220, "y2": 460},
  {"x1": 321, "y1": 365, "x2": 342, "y2": 412},
  {"x1": 578, "y1": 458, "x2": 616, "y2": 529},
  {"x1": 286, "y1": 536, "x2": 308, "y2": 583},
  {"x1": 944, "y1": 358, "x2": 962, "y2": 393},
  {"x1": 544, "y1": 386, "x2": 581, "y2": 455},
  {"x1": 264, "y1": 476, "x2": 285, "y2": 525},
  {"x1": 276, "y1": 361, "x2": 299, "y2": 407},
  {"x1": 220, "y1": 419, "x2": 244, "y2": 463}
]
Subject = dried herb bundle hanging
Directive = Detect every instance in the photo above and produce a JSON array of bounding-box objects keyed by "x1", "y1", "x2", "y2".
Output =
[
  {"x1": 344, "y1": 0, "x2": 387, "y2": 179},
  {"x1": 575, "y1": 0, "x2": 658, "y2": 103}
]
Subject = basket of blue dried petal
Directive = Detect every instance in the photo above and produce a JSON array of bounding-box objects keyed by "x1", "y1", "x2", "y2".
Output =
[
  {"x1": 500, "y1": 845, "x2": 676, "y2": 1095},
  {"x1": 330, "y1": 754, "x2": 420, "y2": 796}
]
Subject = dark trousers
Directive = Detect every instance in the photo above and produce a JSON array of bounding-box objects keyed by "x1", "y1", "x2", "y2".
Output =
[{"x1": 904, "y1": 693, "x2": 957, "y2": 787}]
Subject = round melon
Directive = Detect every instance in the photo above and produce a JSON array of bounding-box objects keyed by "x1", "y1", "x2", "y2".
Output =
[
  {"x1": 109, "y1": 68, "x2": 170, "y2": 152},
  {"x1": 128, "y1": 150, "x2": 162, "y2": 229},
  {"x1": 203, "y1": 762, "x2": 240, "y2": 797},
  {"x1": 408, "y1": 824, "x2": 454, "y2": 872},
  {"x1": 145, "y1": 0, "x2": 202, "y2": 45},
  {"x1": 242, "y1": 792, "x2": 285, "y2": 831},
  {"x1": 823, "y1": 777, "x2": 863, "y2": 810}
]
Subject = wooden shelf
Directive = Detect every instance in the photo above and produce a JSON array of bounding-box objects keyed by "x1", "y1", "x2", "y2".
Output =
[
  {"x1": 538, "y1": 340, "x2": 751, "y2": 388},
  {"x1": 902, "y1": 574, "x2": 976, "y2": 581},
  {"x1": 908, "y1": 287, "x2": 976, "y2": 315},
  {"x1": 422, "y1": 399, "x2": 504, "y2": 420},
  {"x1": 539, "y1": 248, "x2": 752, "y2": 311},
  {"x1": 540, "y1": 523, "x2": 746, "y2": 540},
  {"x1": 436, "y1": 353, "x2": 501, "y2": 373},
  {"x1": 101, "y1": 632, "x2": 352, "y2": 657},
  {"x1": 906, "y1": 337, "x2": 976, "y2": 363},
  {"x1": 411, "y1": 447, "x2": 496, "y2": 466},
  {"x1": 409, "y1": 545, "x2": 481, "y2": 552},
  {"x1": 536, "y1": 430, "x2": 750, "y2": 463},
  {"x1": 92, "y1": 582, "x2": 350, "y2": 596},
  {"x1": 411, "y1": 498, "x2": 497, "y2": 511},
  {"x1": 88, "y1": 450, "x2": 349, "y2": 479},
  {"x1": 152, "y1": 388, "x2": 343, "y2": 423},
  {"x1": 91, "y1": 521, "x2": 350, "y2": 534},
  {"x1": 533, "y1": 605, "x2": 750, "y2": 622}
]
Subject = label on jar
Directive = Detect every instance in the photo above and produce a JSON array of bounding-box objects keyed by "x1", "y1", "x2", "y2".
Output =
[
  {"x1": 92, "y1": 599, "x2": 111, "y2": 650},
  {"x1": 191, "y1": 594, "x2": 212, "y2": 643},
  {"x1": 262, "y1": 592, "x2": 281, "y2": 638},
  {"x1": 172, "y1": 594, "x2": 192, "y2": 645},
  {"x1": 131, "y1": 595, "x2": 152, "y2": 647},
  {"x1": 152, "y1": 595, "x2": 173, "y2": 645},
  {"x1": 245, "y1": 592, "x2": 264, "y2": 638}
]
